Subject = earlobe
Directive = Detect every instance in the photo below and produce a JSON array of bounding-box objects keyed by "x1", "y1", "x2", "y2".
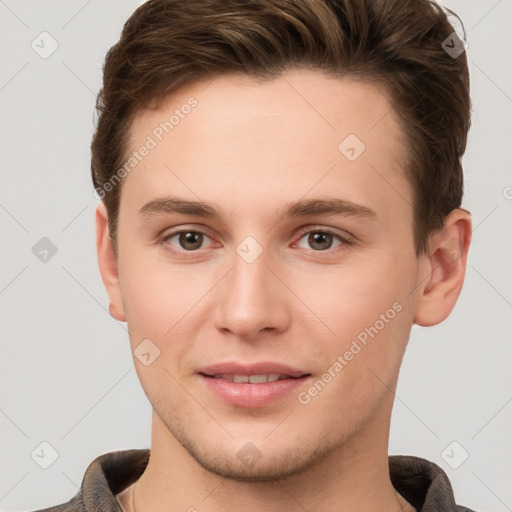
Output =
[
  {"x1": 413, "y1": 208, "x2": 472, "y2": 327},
  {"x1": 95, "y1": 201, "x2": 127, "y2": 322},
  {"x1": 109, "y1": 301, "x2": 125, "y2": 321}
]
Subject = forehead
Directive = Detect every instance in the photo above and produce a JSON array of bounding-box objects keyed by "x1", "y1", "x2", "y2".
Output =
[
  {"x1": 130, "y1": 70, "x2": 404, "y2": 144},
  {"x1": 121, "y1": 69, "x2": 411, "y2": 223}
]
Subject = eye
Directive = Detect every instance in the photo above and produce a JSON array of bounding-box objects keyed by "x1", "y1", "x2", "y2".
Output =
[
  {"x1": 295, "y1": 228, "x2": 350, "y2": 252},
  {"x1": 161, "y1": 229, "x2": 213, "y2": 252},
  {"x1": 159, "y1": 226, "x2": 353, "y2": 257}
]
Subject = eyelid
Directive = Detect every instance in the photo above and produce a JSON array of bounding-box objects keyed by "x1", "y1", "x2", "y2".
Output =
[
  {"x1": 293, "y1": 225, "x2": 355, "y2": 245},
  {"x1": 160, "y1": 224, "x2": 355, "y2": 257},
  {"x1": 160, "y1": 225, "x2": 218, "y2": 249}
]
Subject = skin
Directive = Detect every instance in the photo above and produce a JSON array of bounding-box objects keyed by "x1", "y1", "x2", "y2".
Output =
[{"x1": 96, "y1": 69, "x2": 472, "y2": 512}]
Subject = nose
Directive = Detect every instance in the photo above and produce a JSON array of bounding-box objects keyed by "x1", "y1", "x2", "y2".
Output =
[{"x1": 212, "y1": 246, "x2": 290, "y2": 340}]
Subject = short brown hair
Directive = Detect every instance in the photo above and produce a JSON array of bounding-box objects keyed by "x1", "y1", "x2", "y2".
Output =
[{"x1": 91, "y1": 0, "x2": 471, "y2": 257}]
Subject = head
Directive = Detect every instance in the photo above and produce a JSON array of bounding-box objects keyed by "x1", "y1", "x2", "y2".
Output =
[{"x1": 94, "y1": 0, "x2": 472, "y2": 481}]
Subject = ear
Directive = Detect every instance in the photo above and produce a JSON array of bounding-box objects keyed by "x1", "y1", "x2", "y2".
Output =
[
  {"x1": 413, "y1": 208, "x2": 472, "y2": 326},
  {"x1": 95, "y1": 201, "x2": 126, "y2": 322}
]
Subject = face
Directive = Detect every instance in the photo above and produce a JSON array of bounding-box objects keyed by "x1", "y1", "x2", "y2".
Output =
[{"x1": 102, "y1": 69, "x2": 426, "y2": 481}]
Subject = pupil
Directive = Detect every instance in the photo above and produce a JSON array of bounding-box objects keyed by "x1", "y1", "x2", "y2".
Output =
[
  {"x1": 309, "y1": 232, "x2": 332, "y2": 250},
  {"x1": 180, "y1": 232, "x2": 202, "y2": 250}
]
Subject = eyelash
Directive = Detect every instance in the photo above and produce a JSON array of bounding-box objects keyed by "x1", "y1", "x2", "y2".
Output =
[{"x1": 159, "y1": 226, "x2": 353, "y2": 258}]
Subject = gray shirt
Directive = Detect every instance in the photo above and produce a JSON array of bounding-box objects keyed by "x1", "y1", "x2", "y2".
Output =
[{"x1": 31, "y1": 449, "x2": 478, "y2": 512}]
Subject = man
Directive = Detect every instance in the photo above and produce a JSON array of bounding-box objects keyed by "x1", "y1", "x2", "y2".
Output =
[{"x1": 35, "y1": 0, "x2": 477, "y2": 510}]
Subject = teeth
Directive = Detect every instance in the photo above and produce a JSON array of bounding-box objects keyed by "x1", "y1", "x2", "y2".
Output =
[
  {"x1": 213, "y1": 373, "x2": 284, "y2": 383},
  {"x1": 249, "y1": 374, "x2": 279, "y2": 384}
]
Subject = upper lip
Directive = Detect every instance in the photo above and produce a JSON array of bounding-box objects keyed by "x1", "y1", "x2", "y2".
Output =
[{"x1": 198, "y1": 361, "x2": 309, "y2": 378}]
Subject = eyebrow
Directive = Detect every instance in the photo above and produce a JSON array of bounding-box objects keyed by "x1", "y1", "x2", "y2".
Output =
[{"x1": 138, "y1": 196, "x2": 377, "y2": 221}]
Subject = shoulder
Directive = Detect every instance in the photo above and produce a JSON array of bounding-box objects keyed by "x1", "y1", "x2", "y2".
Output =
[
  {"x1": 389, "y1": 454, "x2": 482, "y2": 512},
  {"x1": 28, "y1": 449, "x2": 149, "y2": 512},
  {"x1": 27, "y1": 494, "x2": 85, "y2": 512},
  {"x1": 27, "y1": 486, "x2": 120, "y2": 512}
]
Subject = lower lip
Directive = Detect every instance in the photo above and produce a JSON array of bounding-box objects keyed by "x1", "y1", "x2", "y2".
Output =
[{"x1": 199, "y1": 374, "x2": 311, "y2": 408}]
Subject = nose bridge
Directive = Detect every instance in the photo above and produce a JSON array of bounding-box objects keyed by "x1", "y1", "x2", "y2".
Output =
[{"x1": 213, "y1": 240, "x2": 288, "y2": 337}]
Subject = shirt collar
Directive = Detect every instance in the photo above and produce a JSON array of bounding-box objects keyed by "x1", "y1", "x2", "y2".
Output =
[{"x1": 58, "y1": 449, "x2": 471, "y2": 512}]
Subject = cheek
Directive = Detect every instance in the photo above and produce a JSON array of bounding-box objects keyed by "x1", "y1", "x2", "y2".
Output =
[
  {"x1": 119, "y1": 246, "x2": 199, "y2": 328},
  {"x1": 295, "y1": 253, "x2": 411, "y2": 326},
  {"x1": 291, "y1": 251, "x2": 416, "y2": 377},
  {"x1": 296, "y1": 289, "x2": 411, "y2": 431}
]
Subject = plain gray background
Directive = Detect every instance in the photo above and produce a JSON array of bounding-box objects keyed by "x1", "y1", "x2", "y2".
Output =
[{"x1": 1, "y1": 1, "x2": 511, "y2": 510}]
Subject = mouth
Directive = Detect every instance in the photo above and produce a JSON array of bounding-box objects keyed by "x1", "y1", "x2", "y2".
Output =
[
  {"x1": 197, "y1": 364, "x2": 312, "y2": 407},
  {"x1": 200, "y1": 373, "x2": 309, "y2": 383},
  {"x1": 198, "y1": 361, "x2": 309, "y2": 379}
]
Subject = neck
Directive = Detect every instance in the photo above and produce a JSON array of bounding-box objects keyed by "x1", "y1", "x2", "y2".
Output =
[{"x1": 132, "y1": 399, "x2": 413, "y2": 512}]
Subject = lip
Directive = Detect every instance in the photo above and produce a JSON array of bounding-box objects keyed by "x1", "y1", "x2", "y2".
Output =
[
  {"x1": 198, "y1": 361, "x2": 309, "y2": 378},
  {"x1": 197, "y1": 361, "x2": 311, "y2": 408}
]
